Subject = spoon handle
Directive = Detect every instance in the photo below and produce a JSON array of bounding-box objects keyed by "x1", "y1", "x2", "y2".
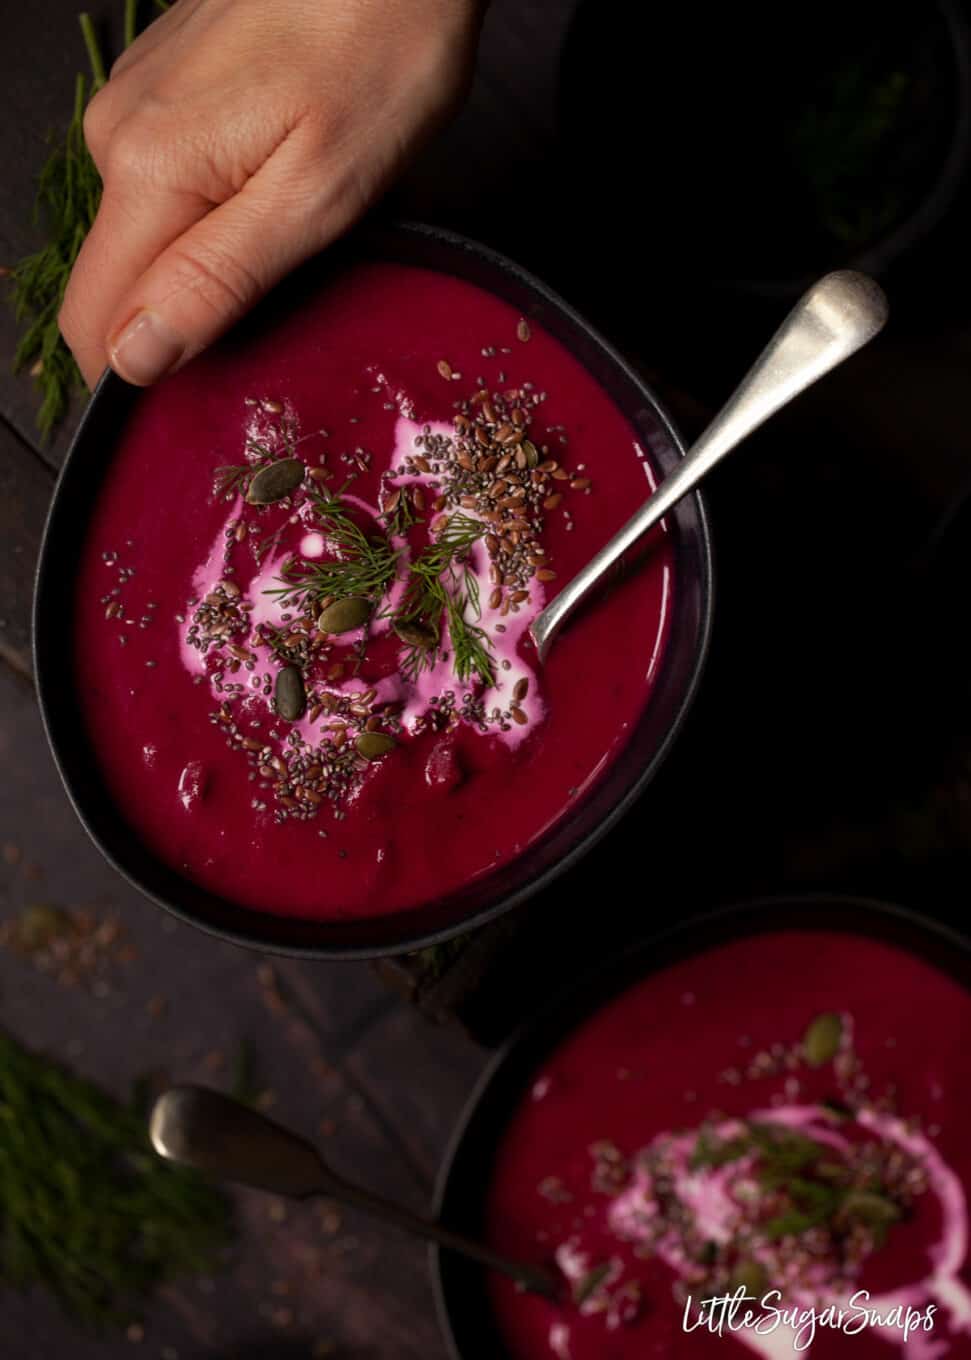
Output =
[
  {"x1": 531, "y1": 270, "x2": 888, "y2": 659},
  {"x1": 149, "y1": 1085, "x2": 559, "y2": 1299},
  {"x1": 331, "y1": 1178, "x2": 559, "y2": 1298}
]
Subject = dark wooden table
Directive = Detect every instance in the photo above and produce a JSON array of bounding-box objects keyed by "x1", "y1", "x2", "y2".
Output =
[{"x1": 2, "y1": 3, "x2": 971, "y2": 1357}]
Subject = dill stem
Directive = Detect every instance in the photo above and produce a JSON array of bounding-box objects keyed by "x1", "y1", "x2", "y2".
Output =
[
  {"x1": 78, "y1": 13, "x2": 107, "y2": 90},
  {"x1": 73, "y1": 70, "x2": 86, "y2": 127},
  {"x1": 124, "y1": 0, "x2": 138, "y2": 48}
]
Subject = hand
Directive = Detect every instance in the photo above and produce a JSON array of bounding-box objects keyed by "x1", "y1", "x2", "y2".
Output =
[{"x1": 59, "y1": 0, "x2": 483, "y2": 388}]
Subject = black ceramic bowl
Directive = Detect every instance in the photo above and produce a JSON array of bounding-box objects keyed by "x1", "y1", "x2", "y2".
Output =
[
  {"x1": 34, "y1": 222, "x2": 712, "y2": 959},
  {"x1": 432, "y1": 894, "x2": 971, "y2": 1358}
]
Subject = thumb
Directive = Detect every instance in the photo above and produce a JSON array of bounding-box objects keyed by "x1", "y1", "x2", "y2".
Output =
[{"x1": 105, "y1": 145, "x2": 350, "y2": 386}]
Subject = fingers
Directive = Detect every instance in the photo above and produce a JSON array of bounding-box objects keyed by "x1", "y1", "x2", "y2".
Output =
[
  {"x1": 60, "y1": 181, "x2": 210, "y2": 387},
  {"x1": 103, "y1": 129, "x2": 354, "y2": 386}
]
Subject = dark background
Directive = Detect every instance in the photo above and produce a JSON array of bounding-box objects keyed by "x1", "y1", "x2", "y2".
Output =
[{"x1": 2, "y1": 1, "x2": 971, "y2": 1356}]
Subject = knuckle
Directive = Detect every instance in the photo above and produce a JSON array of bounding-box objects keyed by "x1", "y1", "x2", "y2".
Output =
[
  {"x1": 101, "y1": 121, "x2": 155, "y2": 182},
  {"x1": 165, "y1": 241, "x2": 264, "y2": 322},
  {"x1": 81, "y1": 87, "x2": 115, "y2": 160}
]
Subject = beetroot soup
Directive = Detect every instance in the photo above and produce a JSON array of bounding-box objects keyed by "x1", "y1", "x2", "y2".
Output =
[
  {"x1": 485, "y1": 929, "x2": 971, "y2": 1358},
  {"x1": 72, "y1": 261, "x2": 674, "y2": 920}
]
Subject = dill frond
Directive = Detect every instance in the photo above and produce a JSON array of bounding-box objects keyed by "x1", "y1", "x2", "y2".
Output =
[{"x1": 8, "y1": 6, "x2": 163, "y2": 439}]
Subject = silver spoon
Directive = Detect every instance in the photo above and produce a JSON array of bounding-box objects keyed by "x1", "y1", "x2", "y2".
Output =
[
  {"x1": 149, "y1": 1085, "x2": 559, "y2": 1298},
  {"x1": 530, "y1": 270, "x2": 889, "y2": 660}
]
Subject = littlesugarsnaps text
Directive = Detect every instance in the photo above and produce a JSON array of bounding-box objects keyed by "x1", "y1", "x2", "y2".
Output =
[{"x1": 682, "y1": 1287, "x2": 936, "y2": 1351}]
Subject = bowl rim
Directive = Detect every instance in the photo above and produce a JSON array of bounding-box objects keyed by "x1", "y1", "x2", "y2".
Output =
[
  {"x1": 32, "y1": 219, "x2": 714, "y2": 959},
  {"x1": 430, "y1": 892, "x2": 971, "y2": 1357}
]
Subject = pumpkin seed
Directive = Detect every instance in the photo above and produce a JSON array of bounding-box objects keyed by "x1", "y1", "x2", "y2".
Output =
[
  {"x1": 245, "y1": 458, "x2": 305, "y2": 505},
  {"x1": 522, "y1": 439, "x2": 539, "y2": 468},
  {"x1": 393, "y1": 619, "x2": 437, "y2": 649},
  {"x1": 317, "y1": 597, "x2": 371, "y2": 634},
  {"x1": 840, "y1": 1190, "x2": 901, "y2": 1229},
  {"x1": 803, "y1": 1012, "x2": 843, "y2": 1066},
  {"x1": 275, "y1": 665, "x2": 306, "y2": 721},
  {"x1": 356, "y1": 732, "x2": 396, "y2": 761}
]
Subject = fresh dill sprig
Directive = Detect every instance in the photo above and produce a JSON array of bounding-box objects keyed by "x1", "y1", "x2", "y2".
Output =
[
  {"x1": 446, "y1": 582, "x2": 496, "y2": 687},
  {"x1": 0, "y1": 1031, "x2": 233, "y2": 1328},
  {"x1": 391, "y1": 514, "x2": 495, "y2": 687},
  {"x1": 9, "y1": 69, "x2": 100, "y2": 438},
  {"x1": 267, "y1": 486, "x2": 399, "y2": 612},
  {"x1": 8, "y1": 6, "x2": 162, "y2": 439},
  {"x1": 213, "y1": 462, "x2": 255, "y2": 498}
]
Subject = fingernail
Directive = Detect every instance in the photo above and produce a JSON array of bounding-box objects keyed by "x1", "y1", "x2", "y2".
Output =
[{"x1": 108, "y1": 310, "x2": 184, "y2": 385}]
